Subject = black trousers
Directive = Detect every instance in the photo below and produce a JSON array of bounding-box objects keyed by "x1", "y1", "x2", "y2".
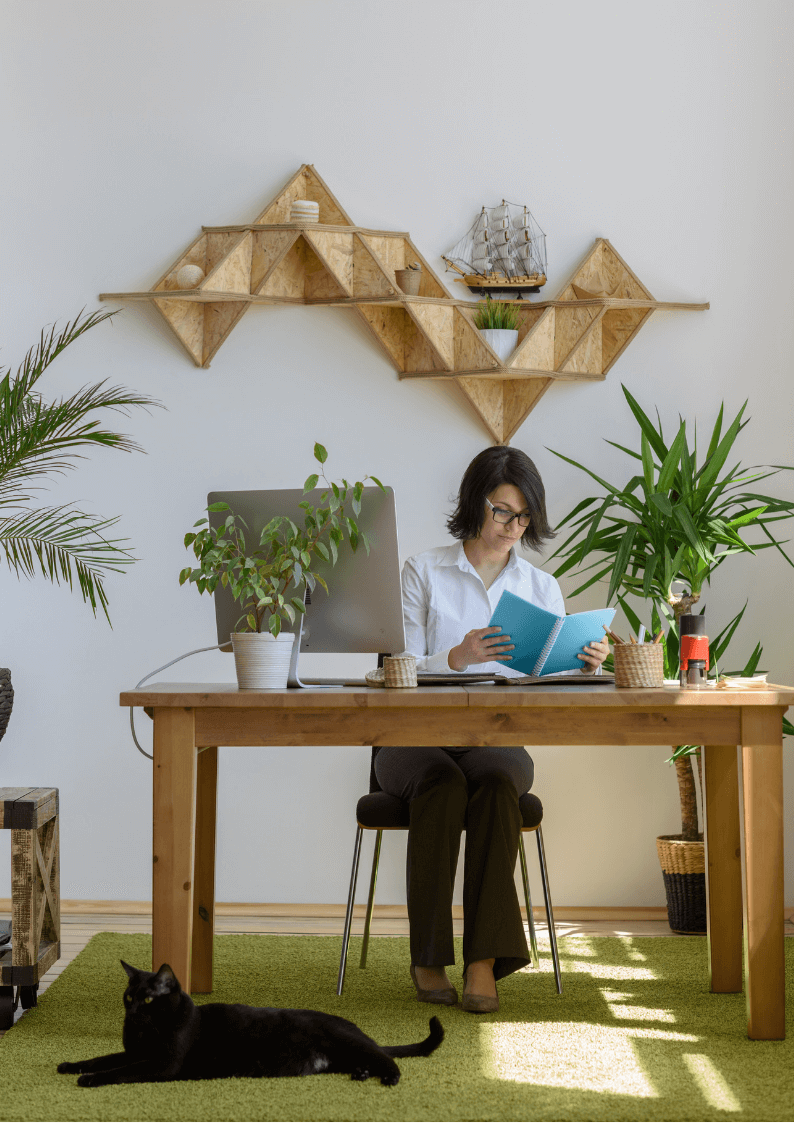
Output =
[{"x1": 374, "y1": 745, "x2": 533, "y2": 982}]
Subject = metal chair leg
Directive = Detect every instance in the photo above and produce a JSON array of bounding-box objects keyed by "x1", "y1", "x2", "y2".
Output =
[
  {"x1": 536, "y1": 824, "x2": 562, "y2": 994},
  {"x1": 519, "y1": 833, "x2": 539, "y2": 969},
  {"x1": 337, "y1": 826, "x2": 363, "y2": 996},
  {"x1": 360, "y1": 830, "x2": 382, "y2": 969}
]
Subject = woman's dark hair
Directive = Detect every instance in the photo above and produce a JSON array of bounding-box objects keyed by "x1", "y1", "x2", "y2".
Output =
[{"x1": 446, "y1": 446, "x2": 556, "y2": 551}]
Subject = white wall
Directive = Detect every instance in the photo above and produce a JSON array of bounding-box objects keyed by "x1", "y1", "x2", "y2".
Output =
[{"x1": 1, "y1": 0, "x2": 792, "y2": 908}]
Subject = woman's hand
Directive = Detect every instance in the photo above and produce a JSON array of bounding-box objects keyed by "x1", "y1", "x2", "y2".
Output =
[
  {"x1": 449, "y1": 626, "x2": 514, "y2": 672},
  {"x1": 578, "y1": 637, "x2": 609, "y2": 674}
]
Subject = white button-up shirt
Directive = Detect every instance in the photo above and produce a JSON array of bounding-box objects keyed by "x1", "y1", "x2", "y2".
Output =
[{"x1": 401, "y1": 542, "x2": 569, "y2": 677}]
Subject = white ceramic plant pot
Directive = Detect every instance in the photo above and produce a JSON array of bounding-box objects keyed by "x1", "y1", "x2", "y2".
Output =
[
  {"x1": 480, "y1": 328, "x2": 518, "y2": 362},
  {"x1": 231, "y1": 631, "x2": 295, "y2": 690}
]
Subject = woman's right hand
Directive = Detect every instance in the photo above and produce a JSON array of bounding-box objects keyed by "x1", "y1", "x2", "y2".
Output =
[{"x1": 448, "y1": 626, "x2": 514, "y2": 672}]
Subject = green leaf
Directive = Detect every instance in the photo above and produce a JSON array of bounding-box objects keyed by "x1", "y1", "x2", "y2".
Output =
[
  {"x1": 315, "y1": 541, "x2": 330, "y2": 561},
  {"x1": 178, "y1": 567, "x2": 192, "y2": 585},
  {"x1": 370, "y1": 475, "x2": 386, "y2": 492},
  {"x1": 246, "y1": 613, "x2": 257, "y2": 631},
  {"x1": 641, "y1": 433, "x2": 655, "y2": 494},
  {"x1": 314, "y1": 442, "x2": 328, "y2": 464},
  {"x1": 193, "y1": 518, "x2": 208, "y2": 527},
  {"x1": 621, "y1": 384, "x2": 668, "y2": 460},
  {"x1": 741, "y1": 642, "x2": 763, "y2": 677},
  {"x1": 303, "y1": 473, "x2": 319, "y2": 493},
  {"x1": 649, "y1": 493, "x2": 673, "y2": 517},
  {"x1": 183, "y1": 533, "x2": 196, "y2": 547},
  {"x1": 657, "y1": 422, "x2": 687, "y2": 492},
  {"x1": 291, "y1": 596, "x2": 306, "y2": 614},
  {"x1": 607, "y1": 523, "x2": 637, "y2": 604},
  {"x1": 207, "y1": 502, "x2": 231, "y2": 512},
  {"x1": 269, "y1": 614, "x2": 281, "y2": 637}
]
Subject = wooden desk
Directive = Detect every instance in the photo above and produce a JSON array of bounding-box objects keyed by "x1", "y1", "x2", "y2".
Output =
[{"x1": 120, "y1": 681, "x2": 794, "y2": 1040}]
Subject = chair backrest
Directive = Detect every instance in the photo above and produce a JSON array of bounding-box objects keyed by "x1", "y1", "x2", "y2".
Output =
[{"x1": 369, "y1": 747, "x2": 382, "y2": 793}]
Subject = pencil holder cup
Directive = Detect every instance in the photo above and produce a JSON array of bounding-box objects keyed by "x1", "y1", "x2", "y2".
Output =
[
  {"x1": 383, "y1": 654, "x2": 418, "y2": 688},
  {"x1": 613, "y1": 644, "x2": 664, "y2": 688}
]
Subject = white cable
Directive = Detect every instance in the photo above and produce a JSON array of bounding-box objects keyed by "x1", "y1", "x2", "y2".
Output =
[{"x1": 129, "y1": 642, "x2": 231, "y2": 760}]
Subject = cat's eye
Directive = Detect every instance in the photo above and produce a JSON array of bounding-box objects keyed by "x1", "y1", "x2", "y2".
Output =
[{"x1": 144, "y1": 996, "x2": 153, "y2": 1004}]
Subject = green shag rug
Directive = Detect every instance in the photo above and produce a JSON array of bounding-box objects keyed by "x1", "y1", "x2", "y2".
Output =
[{"x1": 1, "y1": 932, "x2": 793, "y2": 1122}]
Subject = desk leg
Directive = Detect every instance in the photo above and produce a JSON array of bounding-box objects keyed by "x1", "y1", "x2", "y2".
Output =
[
  {"x1": 152, "y1": 707, "x2": 197, "y2": 993},
  {"x1": 740, "y1": 708, "x2": 785, "y2": 1040},
  {"x1": 191, "y1": 746, "x2": 217, "y2": 993},
  {"x1": 703, "y1": 745, "x2": 742, "y2": 992}
]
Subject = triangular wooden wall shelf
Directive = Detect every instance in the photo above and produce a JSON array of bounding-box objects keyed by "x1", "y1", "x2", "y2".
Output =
[{"x1": 101, "y1": 165, "x2": 708, "y2": 444}]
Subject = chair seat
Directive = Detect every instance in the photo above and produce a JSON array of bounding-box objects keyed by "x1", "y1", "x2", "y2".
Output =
[{"x1": 356, "y1": 790, "x2": 543, "y2": 831}]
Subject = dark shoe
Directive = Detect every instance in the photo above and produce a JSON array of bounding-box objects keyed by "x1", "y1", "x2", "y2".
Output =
[
  {"x1": 461, "y1": 966, "x2": 499, "y2": 1014},
  {"x1": 410, "y1": 964, "x2": 458, "y2": 1006}
]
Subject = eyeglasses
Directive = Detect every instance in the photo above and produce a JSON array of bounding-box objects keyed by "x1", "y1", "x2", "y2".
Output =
[{"x1": 485, "y1": 497, "x2": 531, "y2": 528}]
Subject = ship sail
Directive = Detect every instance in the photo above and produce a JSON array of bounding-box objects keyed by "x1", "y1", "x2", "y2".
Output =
[{"x1": 442, "y1": 200, "x2": 547, "y2": 294}]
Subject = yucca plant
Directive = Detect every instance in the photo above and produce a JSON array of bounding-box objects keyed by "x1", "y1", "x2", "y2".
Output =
[
  {"x1": 0, "y1": 309, "x2": 160, "y2": 622},
  {"x1": 547, "y1": 384, "x2": 794, "y2": 839}
]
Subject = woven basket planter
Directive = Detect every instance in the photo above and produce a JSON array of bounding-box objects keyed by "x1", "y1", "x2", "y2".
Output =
[
  {"x1": 656, "y1": 833, "x2": 706, "y2": 934},
  {"x1": 0, "y1": 669, "x2": 13, "y2": 743}
]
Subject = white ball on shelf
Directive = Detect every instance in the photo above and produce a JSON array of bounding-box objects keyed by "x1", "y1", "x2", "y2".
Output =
[{"x1": 175, "y1": 264, "x2": 205, "y2": 289}]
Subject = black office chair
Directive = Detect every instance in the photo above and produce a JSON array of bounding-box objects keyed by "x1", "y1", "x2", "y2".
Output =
[{"x1": 337, "y1": 749, "x2": 562, "y2": 996}]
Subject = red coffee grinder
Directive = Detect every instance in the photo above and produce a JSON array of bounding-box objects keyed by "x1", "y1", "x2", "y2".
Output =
[{"x1": 679, "y1": 613, "x2": 709, "y2": 689}]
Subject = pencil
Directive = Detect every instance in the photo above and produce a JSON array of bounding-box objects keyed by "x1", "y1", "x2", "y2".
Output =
[
  {"x1": 652, "y1": 630, "x2": 664, "y2": 644},
  {"x1": 629, "y1": 635, "x2": 638, "y2": 644},
  {"x1": 604, "y1": 626, "x2": 626, "y2": 645}
]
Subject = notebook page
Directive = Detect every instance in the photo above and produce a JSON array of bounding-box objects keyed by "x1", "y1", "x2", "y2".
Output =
[{"x1": 540, "y1": 607, "x2": 616, "y2": 676}]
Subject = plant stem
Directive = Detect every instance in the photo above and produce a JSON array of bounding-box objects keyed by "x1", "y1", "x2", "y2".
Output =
[{"x1": 674, "y1": 753, "x2": 699, "y2": 840}]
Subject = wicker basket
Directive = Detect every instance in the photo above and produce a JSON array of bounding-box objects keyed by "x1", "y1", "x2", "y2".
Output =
[
  {"x1": 0, "y1": 669, "x2": 13, "y2": 743},
  {"x1": 394, "y1": 268, "x2": 421, "y2": 295},
  {"x1": 656, "y1": 833, "x2": 706, "y2": 933},
  {"x1": 613, "y1": 643, "x2": 664, "y2": 687},
  {"x1": 383, "y1": 654, "x2": 418, "y2": 688}
]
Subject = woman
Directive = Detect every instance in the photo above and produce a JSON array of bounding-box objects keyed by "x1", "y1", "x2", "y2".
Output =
[{"x1": 375, "y1": 446, "x2": 608, "y2": 1013}]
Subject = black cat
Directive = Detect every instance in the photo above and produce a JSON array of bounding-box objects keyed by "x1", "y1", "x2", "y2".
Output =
[{"x1": 58, "y1": 961, "x2": 443, "y2": 1087}]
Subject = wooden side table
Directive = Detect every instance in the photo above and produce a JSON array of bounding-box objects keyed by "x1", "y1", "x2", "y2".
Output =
[{"x1": 0, "y1": 788, "x2": 60, "y2": 1029}]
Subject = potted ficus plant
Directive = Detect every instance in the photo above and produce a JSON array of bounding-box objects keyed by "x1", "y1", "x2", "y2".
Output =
[
  {"x1": 180, "y1": 443, "x2": 386, "y2": 689},
  {"x1": 472, "y1": 296, "x2": 524, "y2": 362},
  {"x1": 547, "y1": 385, "x2": 794, "y2": 931}
]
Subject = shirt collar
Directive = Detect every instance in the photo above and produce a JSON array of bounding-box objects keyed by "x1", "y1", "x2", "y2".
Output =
[{"x1": 442, "y1": 541, "x2": 521, "y2": 574}]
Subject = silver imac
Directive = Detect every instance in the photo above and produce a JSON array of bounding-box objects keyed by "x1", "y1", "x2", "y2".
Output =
[{"x1": 207, "y1": 486, "x2": 405, "y2": 686}]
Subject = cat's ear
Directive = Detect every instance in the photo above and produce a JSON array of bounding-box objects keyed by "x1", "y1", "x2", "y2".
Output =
[
  {"x1": 153, "y1": 963, "x2": 180, "y2": 992},
  {"x1": 120, "y1": 960, "x2": 140, "y2": 980}
]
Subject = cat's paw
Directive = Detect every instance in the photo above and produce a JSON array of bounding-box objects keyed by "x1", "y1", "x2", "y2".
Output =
[
  {"x1": 57, "y1": 1061, "x2": 83, "y2": 1074},
  {"x1": 77, "y1": 1073, "x2": 102, "y2": 1088},
  {"x1": 351, "y1": 1068, "x2": 370, "y2": 1081},
  {"x1": 380, "y1": 1071, "x2": 400, "y2": 1086}
]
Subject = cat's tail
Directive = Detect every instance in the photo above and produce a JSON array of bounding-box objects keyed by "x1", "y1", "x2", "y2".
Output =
[{"x1": 381, "y1": 1016, "x2": 444, "y2": 1058}]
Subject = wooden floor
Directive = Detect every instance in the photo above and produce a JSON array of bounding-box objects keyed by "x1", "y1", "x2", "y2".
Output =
[{"x1": 2, "y1": 905, "x2": 793, "y2": 1038}]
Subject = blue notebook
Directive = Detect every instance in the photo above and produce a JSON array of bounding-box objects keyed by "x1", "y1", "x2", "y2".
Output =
[{"x1": 488, "y1": 591, "x2": 616, "y2": 677}]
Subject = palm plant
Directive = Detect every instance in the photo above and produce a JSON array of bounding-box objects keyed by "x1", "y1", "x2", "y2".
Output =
[
  {"x1": 547, "y1": 384, "x2": 794, "y2": 839},
  {"x1": 0, "y1": 309, "x2": 160, "y2": 622}
]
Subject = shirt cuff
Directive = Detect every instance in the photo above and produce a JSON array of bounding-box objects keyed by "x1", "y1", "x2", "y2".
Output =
[{"x1": 421, "y1": 648, "x2": 460, "y2": 674}]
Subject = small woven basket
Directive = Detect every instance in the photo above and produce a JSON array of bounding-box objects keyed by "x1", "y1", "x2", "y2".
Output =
[
  {"x1": 395, "y1": 268, "x2": 421, "y2": 295},
  {"x1": 613, "y1": 644, "x2": 664, "y2": 687},
  {"x1": 383, "y1": 654, "x2": 418, "y2": 688}
]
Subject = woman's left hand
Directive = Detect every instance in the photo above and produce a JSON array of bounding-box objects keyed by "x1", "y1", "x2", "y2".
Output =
[{"x1": 577, "y1": 638, "x2": 609, "y2": 674}]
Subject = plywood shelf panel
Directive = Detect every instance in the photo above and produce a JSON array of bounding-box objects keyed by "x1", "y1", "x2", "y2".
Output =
[{"x1": 101, "y1": 168, "x2": 708, "y2": 438}]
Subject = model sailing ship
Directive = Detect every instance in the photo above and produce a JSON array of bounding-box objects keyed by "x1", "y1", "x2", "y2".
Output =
[{"x1": 442, "y1": 201, "x2": 547, "y2": 297}]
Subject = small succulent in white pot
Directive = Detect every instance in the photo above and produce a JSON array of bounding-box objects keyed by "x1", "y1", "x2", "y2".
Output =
[{"x1": 472, "y1": 296, "x2": 524, "y2": 362}]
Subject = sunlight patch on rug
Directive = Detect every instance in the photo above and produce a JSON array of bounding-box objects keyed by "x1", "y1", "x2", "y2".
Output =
[
  {"x1": 682, "y1": 1054, "x2": 742, "y2": 1113},
  {"x1": 483, "y1": 1022, "x2": 660, "y2": 1097}
]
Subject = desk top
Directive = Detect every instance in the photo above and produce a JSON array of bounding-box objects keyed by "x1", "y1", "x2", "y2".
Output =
[{"x1": 121, "y1": 681, "x2": 794, "y2": 709}]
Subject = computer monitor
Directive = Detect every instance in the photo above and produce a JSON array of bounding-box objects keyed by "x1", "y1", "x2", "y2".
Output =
[{"x1": 207, "y1": 486, "x2": 405, "y2": 686}]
